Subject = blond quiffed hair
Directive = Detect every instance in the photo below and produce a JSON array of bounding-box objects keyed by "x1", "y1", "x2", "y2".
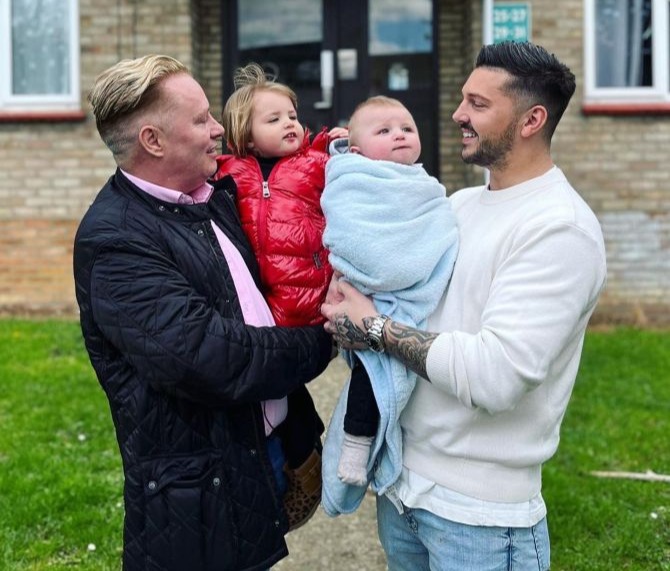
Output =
[
  {"x1": 348, "y1": 95, "x2": 409, "y2": 148},
  {"x1": 88, "y1": 54, "x2": 189, "y2": 161},
  {"x1": 222, "y1": 63, "x2": 298, "y2": 157}
]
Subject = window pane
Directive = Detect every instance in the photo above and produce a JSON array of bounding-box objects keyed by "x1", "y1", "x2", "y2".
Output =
[
  {"x1": 369, "y1": 0, "x2": 432, "y2": 55},
  {"x1": 596, "y1": 0, "x2": 652, "y2": 87},
  {"x1": 238, "y1": 0, "x2": 321, "y2": 49},
  {"x1": 12, "y1": 0, "x2": 71, "y2": 95},
  {"x1": 237, "y1": 0, "x2": 322, "y2": 88}
]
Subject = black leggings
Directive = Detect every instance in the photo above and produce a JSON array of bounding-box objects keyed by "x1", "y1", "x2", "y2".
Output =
[
  {"x1": 275, "y1": 387, "x2": 323, "y2": 469},
  {"x1": 344, "y1": 355, "x2": 379, "y2": 437}
]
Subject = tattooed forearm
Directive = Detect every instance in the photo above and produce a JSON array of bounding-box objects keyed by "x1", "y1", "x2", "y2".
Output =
[
  {"x1": 332, "y1": 312, "x2": 367, "y2": 347},
  {"x1": 384, "y1": 320, "x2": 438, "y2": 380}
]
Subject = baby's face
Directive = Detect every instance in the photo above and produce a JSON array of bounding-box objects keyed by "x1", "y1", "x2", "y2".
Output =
[
  {"x1": 248, "y1": 90, "x2": 305, "y2": 158},
  {"x1": 351, "y1": 105, "x2": 421, "y2": 165}
]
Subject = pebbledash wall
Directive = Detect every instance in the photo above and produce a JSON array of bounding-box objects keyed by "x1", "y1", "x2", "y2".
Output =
[{"x1": 0, "y1": 0, "x2": 667, "y2": 325}]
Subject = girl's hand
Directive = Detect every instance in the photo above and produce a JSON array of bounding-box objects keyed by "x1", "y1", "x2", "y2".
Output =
[{"x1": 327, "y1": 126, "x2": 349, "y2": 141}]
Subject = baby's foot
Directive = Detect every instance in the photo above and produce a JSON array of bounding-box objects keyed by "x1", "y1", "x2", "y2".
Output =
[{"x1": 337, "y1": 433, "x2": 373, "y2": 486}]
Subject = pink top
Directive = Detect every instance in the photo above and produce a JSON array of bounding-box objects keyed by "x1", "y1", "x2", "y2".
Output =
[{"x1": 122, "y1": 170, "x2": 287, "y2": 435}]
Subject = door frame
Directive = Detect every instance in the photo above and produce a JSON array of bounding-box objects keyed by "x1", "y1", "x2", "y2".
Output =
[{"x1": 220, "y1": 0, "x2": 439, "y2": 174}]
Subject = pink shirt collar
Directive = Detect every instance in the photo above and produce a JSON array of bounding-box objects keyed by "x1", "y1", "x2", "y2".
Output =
[{"x1": 121, "y1": 169, "x2": 213, "y2": 204}]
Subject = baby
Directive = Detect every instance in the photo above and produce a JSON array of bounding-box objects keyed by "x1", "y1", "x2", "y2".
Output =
[{"x1": 321, "y1": 96, "x2": 459, "y2": 506}]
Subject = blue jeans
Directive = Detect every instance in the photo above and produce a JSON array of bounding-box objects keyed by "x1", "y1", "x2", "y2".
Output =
[
  {"x1": 376, "y1": 494, "x2": 550, "y2": 571},
  {"x1": 266, "y1": 435, "x2": 288, "y2": 495}
]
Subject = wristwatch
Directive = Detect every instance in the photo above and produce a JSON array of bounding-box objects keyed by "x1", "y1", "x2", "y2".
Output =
[{"x1": 365, "y1": 314, "x2": 390, "y2": 353}]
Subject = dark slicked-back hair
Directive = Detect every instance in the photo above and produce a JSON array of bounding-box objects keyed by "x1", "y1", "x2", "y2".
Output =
[{"x1": 476, "y1": 41, "x2": 576, "y2": 142}]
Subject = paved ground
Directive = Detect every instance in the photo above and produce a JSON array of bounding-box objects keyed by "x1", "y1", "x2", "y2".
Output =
[{"x1": 274, "y1": 357, "x2": 387, "y2": 571}]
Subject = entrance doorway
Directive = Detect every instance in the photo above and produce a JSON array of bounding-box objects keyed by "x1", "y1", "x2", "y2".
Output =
[{"x1": 222, "y1": 0, "x2": 438, "y2": 175}]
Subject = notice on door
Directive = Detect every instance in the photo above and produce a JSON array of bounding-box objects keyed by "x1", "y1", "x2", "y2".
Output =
[{"x1": 388, "y1": 63, "x2": 409, "y2": 91}]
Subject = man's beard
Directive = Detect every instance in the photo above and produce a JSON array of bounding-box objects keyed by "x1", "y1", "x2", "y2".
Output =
[{"x1": 462, "y1": 120, "x2": 516, "y2": 170}]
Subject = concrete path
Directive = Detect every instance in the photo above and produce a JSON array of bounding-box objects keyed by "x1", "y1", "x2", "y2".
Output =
[{"x1": 274, "y1": 357, "x2": 387, "y2": 570}]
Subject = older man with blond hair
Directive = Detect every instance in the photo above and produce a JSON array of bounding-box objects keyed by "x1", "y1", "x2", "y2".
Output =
[{"x1": 74, "y1": 54, "x2": 334, "y2": 571}]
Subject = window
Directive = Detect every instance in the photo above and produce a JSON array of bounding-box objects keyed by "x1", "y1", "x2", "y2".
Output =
[
  {"x1": 584, "y1": 0, "x2": 669, "y2": 105},
  {"x1": 0, "y1": 0, "x2": 80, "y2": 113}
]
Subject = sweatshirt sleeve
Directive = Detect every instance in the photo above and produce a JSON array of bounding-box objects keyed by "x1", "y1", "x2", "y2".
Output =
[{"x1": 425, "y1": 221, "x2": 607, "y2": 413}]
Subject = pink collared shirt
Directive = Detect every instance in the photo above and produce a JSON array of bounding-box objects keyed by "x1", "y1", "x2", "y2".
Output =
[{"x1": 122, "y1": 170, "x2": 287, "y2": 435}]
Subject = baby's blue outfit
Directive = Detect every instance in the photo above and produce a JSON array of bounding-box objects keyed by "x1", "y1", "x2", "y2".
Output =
[{"x1": 320, "y1": 152, "x2": 459, "y2": 516}]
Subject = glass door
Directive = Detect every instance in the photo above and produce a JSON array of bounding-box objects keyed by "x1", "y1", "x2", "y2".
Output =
[
  {"x1": 224, "y1": 0, "x2": 437, "y2": 174},
  {"x1": 366, "y1": 0, "x2": 436, "y2": 173}
]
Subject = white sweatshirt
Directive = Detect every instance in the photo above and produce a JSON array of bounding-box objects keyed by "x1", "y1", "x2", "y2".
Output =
[{"x1": 399, "y1": 167, "x2": 607, "y2": 510}]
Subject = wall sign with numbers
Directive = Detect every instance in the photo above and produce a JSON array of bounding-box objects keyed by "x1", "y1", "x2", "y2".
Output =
[{"x1": 493, "y1": 3, "x2": 531, "y2": 43}]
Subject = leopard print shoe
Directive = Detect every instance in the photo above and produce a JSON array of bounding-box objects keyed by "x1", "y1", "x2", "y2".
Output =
[{"x1": 283, "y1": 448, "x2": 322, "y2": 532}]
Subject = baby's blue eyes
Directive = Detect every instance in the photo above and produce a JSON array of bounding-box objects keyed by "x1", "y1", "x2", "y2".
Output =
[{"x1": 376, "y1": 127, "x2": 414, "y2": 135}]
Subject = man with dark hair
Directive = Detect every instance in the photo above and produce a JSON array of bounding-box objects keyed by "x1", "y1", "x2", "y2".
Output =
[
  {"x1": 322, "y1": 41, "x2": 606, "y2": 571},
  {"x1": 474, "y1": 41, "x2": 576, "y2": 143}
]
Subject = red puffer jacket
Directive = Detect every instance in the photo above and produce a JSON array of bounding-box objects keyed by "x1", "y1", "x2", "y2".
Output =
[{"x1": 213, "y1": 130, "x2": 334, "y2": 326}]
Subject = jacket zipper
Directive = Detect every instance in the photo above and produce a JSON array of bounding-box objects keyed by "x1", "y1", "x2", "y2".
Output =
[{"x1": 258, "y1": 180, "x2": 270, "y2": 258}]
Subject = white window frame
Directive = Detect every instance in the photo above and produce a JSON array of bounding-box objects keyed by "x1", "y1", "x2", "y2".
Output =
[
  {"x1": 0, "y1": 0, "x2": 80, "y2": 112},
  {"x1": 584, "y1": 0, "x2": 669, "y2": 103}
]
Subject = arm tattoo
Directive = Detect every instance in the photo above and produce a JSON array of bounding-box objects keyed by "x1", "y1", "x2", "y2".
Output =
[
  {"x1": 384, "y1": 320, "x2": 438, "y2": 380},
  {"x1": 332, "y1": 312, "x2": 367, "y2": 346}
]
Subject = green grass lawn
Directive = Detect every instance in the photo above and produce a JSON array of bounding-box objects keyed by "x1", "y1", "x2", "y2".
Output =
[
  {"x1": 0, "y1": 320, "x2": 123, "y2": 570},
  {"x1": 0, "y1": 320, "x2": 668, "y2": 570},
  {"x1": 545, "y1": 328, "x2": 670, "y2": 570}
]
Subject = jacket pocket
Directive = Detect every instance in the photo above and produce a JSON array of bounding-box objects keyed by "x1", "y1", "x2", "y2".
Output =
[{"x1": 142, "y1": 451, "x2": 236, "y2": 570}]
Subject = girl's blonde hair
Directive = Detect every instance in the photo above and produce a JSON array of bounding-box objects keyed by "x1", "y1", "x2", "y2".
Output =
[{"x1": 222, "y1": 63, "x2": 298, "y2": 157}]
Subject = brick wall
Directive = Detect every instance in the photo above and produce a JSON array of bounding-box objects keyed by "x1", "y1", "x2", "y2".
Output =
[
  {"x1": 0, "y1": 220, "x2": 79, "y2": 315},
  {"x1": 0, "y1": 0, "x2": 194, "y2": 315},
  {"x1": 437, "y1": 1, "x2": 468, "y2": 190},
  {"x1": 437, "y1": 0, "x2": 670, "y2": 326},
  {"x1": 0, "y1": 0, "x2": 668, "y2": 324},
  {"x1": 525, "y1": 0, "x2": 669, "y2": 325},
  {"x1": 192, "y1": 0, "x2": 224, "y2": 114}
]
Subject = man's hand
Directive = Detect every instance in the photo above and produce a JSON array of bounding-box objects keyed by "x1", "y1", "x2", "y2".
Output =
[
  {"x1": 322, "y1": 276, "x2": 437, "y2": 379},
  {"x1": 321, "y1": 279, "x2": 375, "y2": 350}
]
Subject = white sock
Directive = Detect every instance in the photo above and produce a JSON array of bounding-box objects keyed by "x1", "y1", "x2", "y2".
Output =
[{"x1": 337, "y1": 433, "x2": 373, "y2": 486}]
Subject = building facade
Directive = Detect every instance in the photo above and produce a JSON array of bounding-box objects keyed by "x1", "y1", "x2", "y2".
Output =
[{"x1": 0, "y1": 0, "x2": 668, "y2": 324}]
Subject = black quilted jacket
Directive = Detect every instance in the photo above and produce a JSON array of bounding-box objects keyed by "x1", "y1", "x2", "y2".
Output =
[{"x1": 73, "y1": 171, "x2": 332, "y2": 570}]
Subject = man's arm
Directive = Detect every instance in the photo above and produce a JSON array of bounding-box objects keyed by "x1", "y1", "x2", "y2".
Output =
[
  {"x1": 384, "y1": 320, "x2": 438, "y2": 380},
  {"x1": 89, "y1": 243, "x2": 333, "y2": 407},
  {"x1": 322, "y1": 279, "x2": 438, "y2": 380}
]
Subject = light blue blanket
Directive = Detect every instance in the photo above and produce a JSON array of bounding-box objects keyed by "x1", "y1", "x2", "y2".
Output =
[{"x1": 320, "y1": 153, "x2": 459, "y2": 516}]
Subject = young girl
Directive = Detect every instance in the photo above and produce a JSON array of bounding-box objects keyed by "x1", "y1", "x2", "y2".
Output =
[{"x1": 212, "y1": 63, "x2": 345, "y2": 531}]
